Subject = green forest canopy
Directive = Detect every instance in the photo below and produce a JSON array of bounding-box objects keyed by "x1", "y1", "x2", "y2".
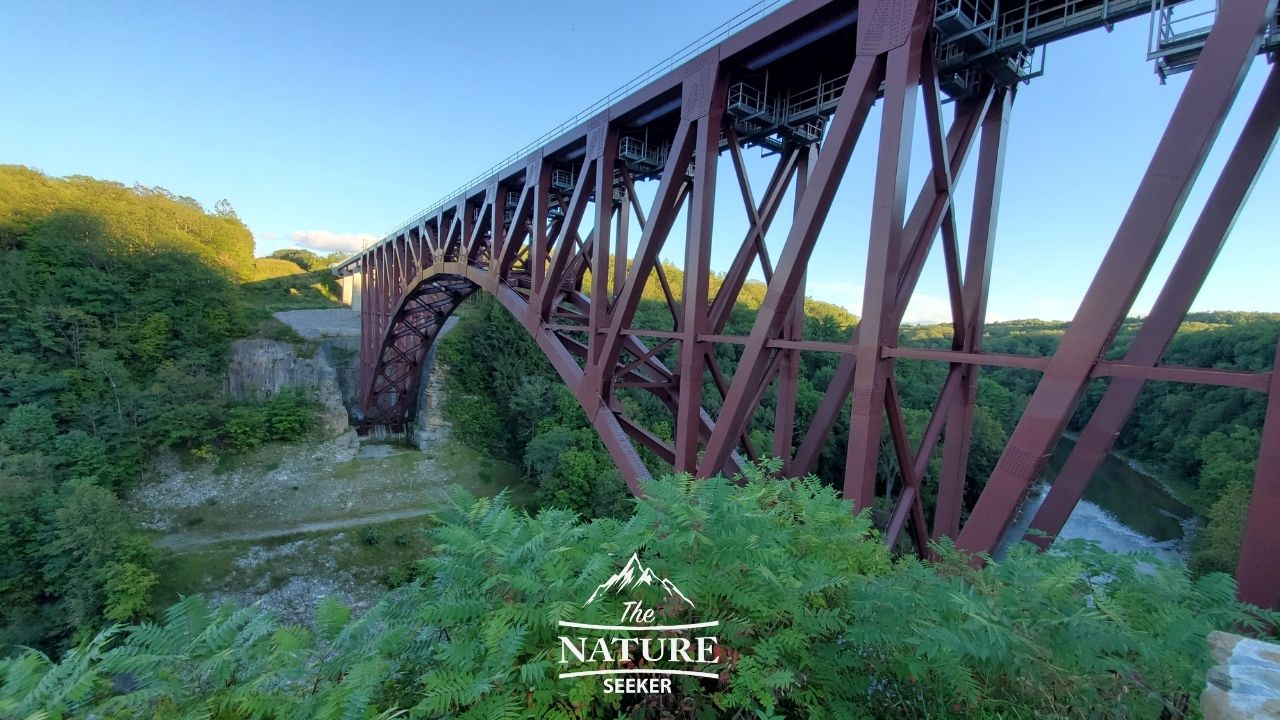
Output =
[
  {"x1": 0, "y1": 165, "x2": 255, "y2": 278},
  {"x1": 0, "y1": 166, "x2": 325, "y2": 653}
]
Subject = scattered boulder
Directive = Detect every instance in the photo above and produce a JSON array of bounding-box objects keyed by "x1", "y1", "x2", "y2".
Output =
[{"x1": 1202, "y1": 631, "x2": 1280, "y2": 720}]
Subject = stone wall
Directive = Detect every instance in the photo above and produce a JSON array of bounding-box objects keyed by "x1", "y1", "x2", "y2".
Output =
[{"x1": 1203, "y1": 631, "x2": 1280, "y2": 719}]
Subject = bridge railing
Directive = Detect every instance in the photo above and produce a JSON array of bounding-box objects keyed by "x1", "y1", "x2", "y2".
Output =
[{"x1": 356, "y1": 0, "x2": 790, "y2": 260}]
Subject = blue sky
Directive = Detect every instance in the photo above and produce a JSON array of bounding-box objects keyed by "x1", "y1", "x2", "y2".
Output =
[{"x1": 1, "y1": 1, "x2": 1275, "y2": 322}]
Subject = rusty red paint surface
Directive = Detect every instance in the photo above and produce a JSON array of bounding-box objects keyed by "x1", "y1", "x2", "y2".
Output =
[{"x1": 341, "y1": 0, "x2": 1280, "y2": 607}]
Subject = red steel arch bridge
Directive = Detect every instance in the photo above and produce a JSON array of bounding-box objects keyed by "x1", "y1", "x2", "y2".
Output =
[{"x1": 333, "y1": 0, "x2": 1280, "y2": 607}]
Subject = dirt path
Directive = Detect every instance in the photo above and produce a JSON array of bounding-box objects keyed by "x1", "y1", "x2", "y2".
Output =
[
  {"x1": 156, "y1": 507, "x2": 439, "y2": 552},
  {"x1": 272, "y1": 308, "x2": 360, "y2": 338}
]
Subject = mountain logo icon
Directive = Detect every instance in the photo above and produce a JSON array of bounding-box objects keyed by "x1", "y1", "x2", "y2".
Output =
[{"x1": 583, "y1": 553, "x2": 694, "y2": 608}]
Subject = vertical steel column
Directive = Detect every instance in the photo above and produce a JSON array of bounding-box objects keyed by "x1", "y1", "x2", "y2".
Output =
[
  {"x1": 366, "y1": 245, "x2": 386, "y2": 424},
  {"x1": 676, "y1": 56, "x2": 725, "y2": 473},
  {"x1": 591, "y1": 122, "x2": 618, "y2": 364},
  {"x1": 935, "y1": 87, "x2": 1013, "y2": 539},
  {"x1": 843, "y1": 0, "x2": 930, "y2": 509},
  {"x1": 358, "y1": 254, "x2": 373, "y2": 426},
  {"x1": 790, "y1": 93, "x2": 990, "y2": 478},
  {"x1": 458, "y1": 200, "x2": 473, "y2": 263},
  {"x1": 530, "y1": 156, "x2": 550, "y2": 312},
  {"x1": 694, "y1": 51, "x2": 883, "y2": 478},
  {"x1": 957, "y1": 0, "x2": 1275, "y2": 552},
  {"x1": 773, "y1": 147, "x2": 813, "y2": 468},
  {"x1": 614, "y1": 183, "x2": 629, "y2": 302},
  {"x1": 1237, "y1": 338, "x2": 1280, "y2": 608},
  {"x1": 1029, "y1": 66, "x2": 1280, "y2": 547},
  {"x1": 488, "y1": 184, "x2": 501, "y2": 270}
]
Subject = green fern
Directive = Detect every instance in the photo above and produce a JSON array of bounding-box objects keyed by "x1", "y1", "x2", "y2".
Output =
[{"x1": 0, "y1": 470, "x2": 1266, "y2": 718}]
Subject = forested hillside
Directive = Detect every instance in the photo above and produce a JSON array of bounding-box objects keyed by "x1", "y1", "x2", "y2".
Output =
[
  {"x1": 0, "y1": 166, "x2": 255, "y2": 278},
  {"x1": 0, "y1": 167, "x2": 322, "y2": 652},
  {"x1": 439, "y1": 271, "x2": 1277, "y2": 575}
]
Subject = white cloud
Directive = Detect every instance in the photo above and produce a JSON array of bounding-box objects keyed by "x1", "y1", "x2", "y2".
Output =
[
  {"x1": 288, "y1": 229, "x2": 379, "y2": 252},
  {"x1": 901, "y1": 293, "x2": 957, "y2": 325},
  {"x1": 805, "y1": 280, "x2": 862, "y2": 311},
  {"x1": 805, "y1": 280, "x2": 966, "y2": 325}
]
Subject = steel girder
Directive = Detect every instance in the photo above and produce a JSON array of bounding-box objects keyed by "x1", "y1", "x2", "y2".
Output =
[{"x1": 352, "y1": 0, "x2": 1280, "y2": 607}]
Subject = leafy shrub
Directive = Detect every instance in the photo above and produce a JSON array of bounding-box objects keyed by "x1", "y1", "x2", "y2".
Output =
[
  {"x1": 218, "y1": 389, "x2": 319, "y2": 452},
  {"x1": 357, "y1": 526, "x2": 382, "y2": 546},
  {"x1": 260, "y1": 317, "x2": 307, "y2": 343},
  {"x1": 383, "y1": 564, "x2": 419, "y2": 588},
  {"x1": 0, "y1": 471, "x2": 1269, "y2": 719},
  {"x1": 441, "y1": 393, "x2": 504, "y2": 454}
]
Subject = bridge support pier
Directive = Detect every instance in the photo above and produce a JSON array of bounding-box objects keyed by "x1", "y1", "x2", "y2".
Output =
[
  {"x1": 1238, "y1": 335, "x2": 1280, "y2": 608},
  {"x1": 1028, "y1": 66, "x2": 1280, "y2": 556},
  {"x1": 956, "y1": 0, "x2": 1278, "y2": 557}
]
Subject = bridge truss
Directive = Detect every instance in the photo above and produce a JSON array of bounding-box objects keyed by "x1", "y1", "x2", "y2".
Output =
[{"x1": 334, "y1": 0, "x2": 1280, "y2": 607}]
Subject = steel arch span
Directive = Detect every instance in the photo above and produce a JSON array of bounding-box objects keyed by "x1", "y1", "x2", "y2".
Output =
[{"x1": 335, "y1": 0, "x2": 1280, "y2": 607}]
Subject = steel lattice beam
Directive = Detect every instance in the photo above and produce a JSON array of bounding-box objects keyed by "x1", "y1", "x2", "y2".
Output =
[{"x1": 340, "y1": 0, "x2": 1280, "y2": 606}]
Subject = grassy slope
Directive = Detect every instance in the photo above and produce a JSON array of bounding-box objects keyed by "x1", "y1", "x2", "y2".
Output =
[
  {"x1": 147, "y1": 434, "x2": 531, "y2": 611},
  {"x1": 242, "y1": 263, "x2": 345, "y2": 312}
]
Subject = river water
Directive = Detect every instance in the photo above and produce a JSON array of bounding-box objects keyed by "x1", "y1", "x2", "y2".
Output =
[{"x1": 1000, "y1": 436, "x2": 1194, "y2": 564}]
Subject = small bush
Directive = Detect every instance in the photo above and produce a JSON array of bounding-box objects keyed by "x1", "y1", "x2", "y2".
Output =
[
  {"x1": 261, "y1": 318, "x2": 306, "y2": 343},
  {"x1": 357, "y1": 526, "x2": 382, "y2": 546},
  {"x1": 383, "y1": 564, "x2": 419, "y2": 588},
  {"x1": 218, "y1": 389, "x2": 319, "y2": 452}
]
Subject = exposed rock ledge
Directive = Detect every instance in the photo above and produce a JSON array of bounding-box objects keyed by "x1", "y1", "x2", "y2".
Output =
[
  {"x1": 410, "y1": 315, "x2": 459, "y2": 450},
  {"x1": 223, "y1": 339, "x2": 348, "y2": 437},
  {"x1": 1203, "y1": 631, "x2": 1280, "y2": 719}
]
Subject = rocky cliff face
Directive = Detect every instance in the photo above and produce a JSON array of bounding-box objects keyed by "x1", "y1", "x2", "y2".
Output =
[
  {"x1": 320, "y1": 337, "x2": 360, "y2": 411},
  {"x1": 410, "y1": 316, "x2": 459, "y2": 450},
  {"x1": 223, "y1": 339, "x2": 349, "y2": 437}
]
